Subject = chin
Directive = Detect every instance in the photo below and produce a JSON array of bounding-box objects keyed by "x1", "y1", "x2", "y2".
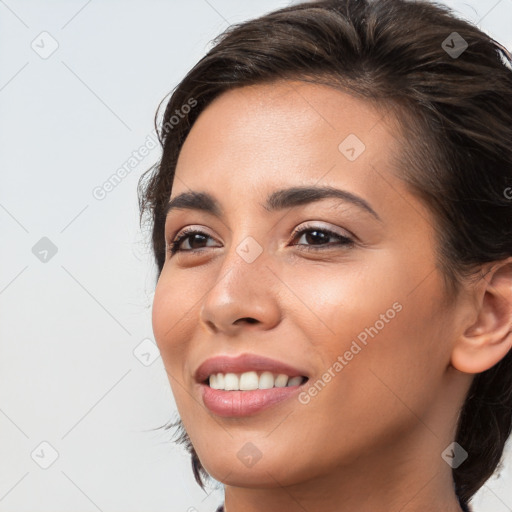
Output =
[
  {"x1": 201, "y1": 449, "x2": 315, "y2": 489},
  {"x1": 208, "y1": 465, "x2": 295, "y2": 488}
]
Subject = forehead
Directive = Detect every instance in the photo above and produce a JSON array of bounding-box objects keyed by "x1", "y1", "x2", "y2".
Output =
[
  {"x1": 172, "y1": 80, "x2": 411, "y2": 223},
  {"x1": 175, "y1": 80, "x2": 398, "y2": 184}
]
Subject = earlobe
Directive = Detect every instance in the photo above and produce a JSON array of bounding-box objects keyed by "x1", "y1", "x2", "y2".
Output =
[{"x1": 451, "y1": 258, "x2": 512, "y2": 375}]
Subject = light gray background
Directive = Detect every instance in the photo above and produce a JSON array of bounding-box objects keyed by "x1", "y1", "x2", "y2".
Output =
[{"x1": 1, "y1": 1, "x2": 511, "y2": 511}]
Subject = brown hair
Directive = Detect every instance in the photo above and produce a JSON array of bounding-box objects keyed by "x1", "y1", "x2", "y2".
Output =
[{"x1": 138, "y1": 0, "x2": 512, "y2": 506}]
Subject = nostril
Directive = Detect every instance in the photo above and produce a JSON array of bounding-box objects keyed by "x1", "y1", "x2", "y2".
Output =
[{"x1": 236, "y1": 317, "x2": 258, "y2": 324}]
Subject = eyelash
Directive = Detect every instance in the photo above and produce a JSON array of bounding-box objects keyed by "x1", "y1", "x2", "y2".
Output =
[{"x1": 166, "y1": 225, "x2": 355, "y2": 256}]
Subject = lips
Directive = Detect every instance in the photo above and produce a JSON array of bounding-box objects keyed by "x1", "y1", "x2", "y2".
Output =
[{"x1": 194, "y1": 353, "x2": 309, "y2": 384}]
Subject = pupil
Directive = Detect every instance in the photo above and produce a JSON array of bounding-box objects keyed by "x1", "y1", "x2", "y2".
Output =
[
  {"x1": 190, "y1": 234, "x2": 207, "y2": 249},
  {"x1": 306, "y1": 230, "x2": 327, "y2": 245}
]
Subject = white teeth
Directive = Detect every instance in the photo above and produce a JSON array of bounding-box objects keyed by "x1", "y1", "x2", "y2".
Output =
[
  {"x1": 258, "y1": 371, "x2": 274, "y2": 389},
  {"x1": 208, "y1": 371, "x2": 305, "y2": 391},
  {"x1": 275, "y1": 374, "x2": 289, "y2": 387},
  {"x1": 239, "y1": 371, "x2": 259, "y2": 391},
  {"x1": 224, "y1": 373, "x2": 239, "y2": 391},
  {"x1": 209, "y1": 373, "x2": 224, "y2": 390},
  {"x1": 287, "y1": 376, "x2": 303, "y2": 387}
]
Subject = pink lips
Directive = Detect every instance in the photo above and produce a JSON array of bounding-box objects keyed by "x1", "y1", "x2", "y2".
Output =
[
  {"x1": 194, "y1": 353, "x2": 309, "y2": 417},
  {"x1": 195, "y1": 353, "x2": 308, "y2": 383}
]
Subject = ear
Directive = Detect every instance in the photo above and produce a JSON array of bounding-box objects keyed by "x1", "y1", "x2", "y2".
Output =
[{"x1": 451, "y1": 257, "x2": 512, "y2": 374}]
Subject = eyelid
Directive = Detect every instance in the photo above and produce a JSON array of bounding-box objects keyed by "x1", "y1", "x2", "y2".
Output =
[
  {"x1": 166, "y1": 225, "x2": 220, "y2": 251},
  {"x1": 290, "y1": 221, "x2": 355, "y2": 241},
  {"x1": 167, "y1": 224, "x2": 217, "y2": 241},
  {"x1": 167, "y1": 221, "x2": 352, "y2": 245},
  {"x1": 166, "y1": 221, "x2": 357, "y2": 258}
]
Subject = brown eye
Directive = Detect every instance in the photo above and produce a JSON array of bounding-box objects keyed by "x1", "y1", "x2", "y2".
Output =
[
  {"x1": 167, "y1": 229, "x2": 219, "y2": 255},
  {"x1": 291, "y1": 227, "x2": 354, "y2": 250}
]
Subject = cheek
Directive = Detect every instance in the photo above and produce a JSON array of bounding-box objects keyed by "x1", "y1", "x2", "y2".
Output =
[
  {"x1": 152, "y1": 280, "x2": 197, "y2": 417},
  {"x1": 151, "y1": 273, "x2": 192, "y2": 373},
  {"x1": 308, "y1": 277, "x2": 449, "y2": 438},
  {"x1": 151, "y1": 281, "x2": 172, "y2": 351},
  {"x1": 282, "y1": 256, "x2": 448, "y2": 421},
  {"x1": 278, "y1": 256, "x2": 404, "y2": 350}
]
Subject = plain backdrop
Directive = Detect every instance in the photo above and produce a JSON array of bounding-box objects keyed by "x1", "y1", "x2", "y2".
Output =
[{"x1": 1, "y1": 1, "x2": 511, "y2": 511}]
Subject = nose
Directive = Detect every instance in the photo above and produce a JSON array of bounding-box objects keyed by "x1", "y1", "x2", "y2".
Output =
[{"x1": 199, "y1": 242, "x2": 281, "y2": 335}]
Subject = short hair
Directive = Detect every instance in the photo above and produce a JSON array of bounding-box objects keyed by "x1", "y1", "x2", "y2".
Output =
[{"x1": 138, "y1": 0, "x2": 512, "y2": 507}]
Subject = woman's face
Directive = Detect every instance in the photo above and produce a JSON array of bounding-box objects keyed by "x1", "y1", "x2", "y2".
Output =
[{"x1": 152, "y1": 80, "x2": 469, "y2": 488}]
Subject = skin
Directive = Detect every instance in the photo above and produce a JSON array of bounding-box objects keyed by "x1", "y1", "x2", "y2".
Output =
[{"x1": 152, "y1": 80, "x2": 512, "y2": 512}]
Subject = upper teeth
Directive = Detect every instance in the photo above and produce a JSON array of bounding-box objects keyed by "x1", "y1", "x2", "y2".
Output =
[{"x1": 209, "y1": 371, "x2": 304, "y2": 391}]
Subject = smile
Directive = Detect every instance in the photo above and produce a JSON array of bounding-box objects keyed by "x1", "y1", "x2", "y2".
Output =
[
  {"x1": 208, "y1": 371, "x2": 307, "y2": 391},
  {"x1": 200, "y1": 378, "x2": 309, "y2": 417},
  {"x1": 195, "y1": 353, "x2": 311, "y2": 417}
]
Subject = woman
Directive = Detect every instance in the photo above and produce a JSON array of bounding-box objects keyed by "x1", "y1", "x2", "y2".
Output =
[{"x1": 138, "y1": 0, "x2": 512, "y2": 510}]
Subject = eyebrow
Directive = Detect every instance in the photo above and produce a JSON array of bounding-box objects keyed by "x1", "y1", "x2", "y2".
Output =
[{"x1": 164, "y1": 186, "x2": 381, "y2": 222}]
